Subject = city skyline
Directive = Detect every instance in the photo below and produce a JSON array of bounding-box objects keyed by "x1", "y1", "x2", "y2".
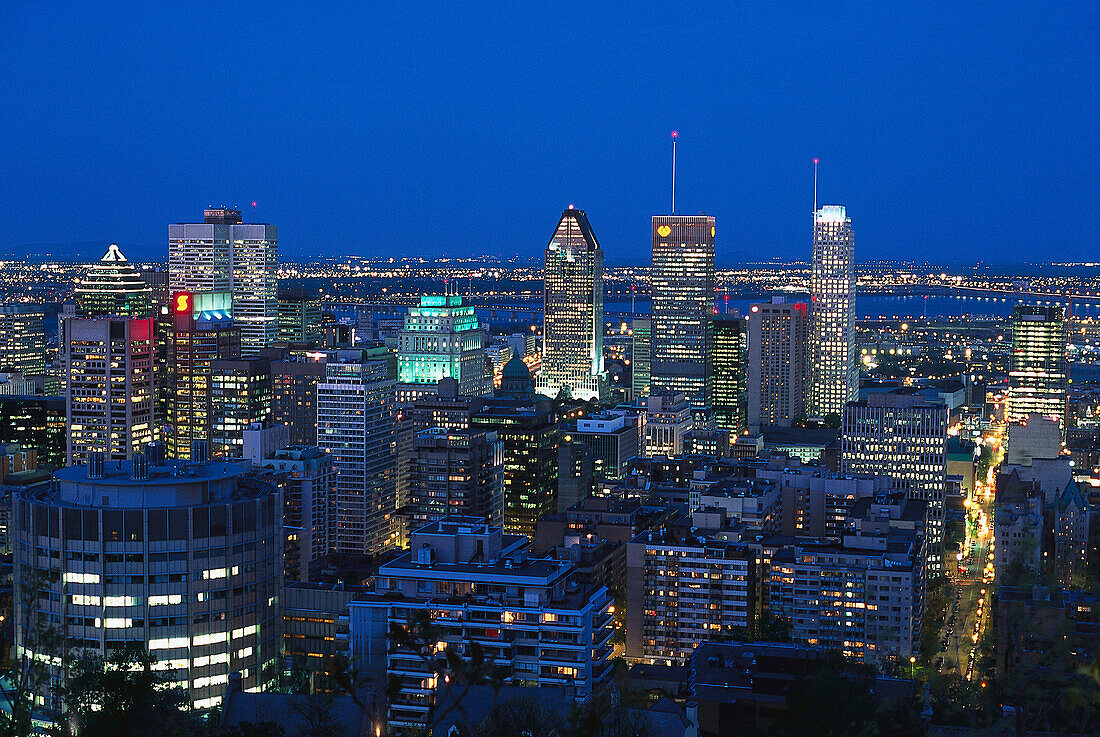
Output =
[{"x1": 2, "y1": 4, "x2": 1097, "y2": 263}]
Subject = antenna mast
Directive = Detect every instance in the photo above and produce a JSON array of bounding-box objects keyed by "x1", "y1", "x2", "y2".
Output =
[
  {"x1": 813, "y1": 157, "x2": 819, "y2": 214},
  {"x1": 671, "y1": 131, "x2": 679, "y2": 215}
]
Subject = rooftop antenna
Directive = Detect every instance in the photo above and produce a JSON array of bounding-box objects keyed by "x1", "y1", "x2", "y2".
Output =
[
  {"x1": 671, "y1": 131, "x2": 679, "y2": 215},
  {"x1": 813, "y1": 158, "x2": 819, "y2": 214}
]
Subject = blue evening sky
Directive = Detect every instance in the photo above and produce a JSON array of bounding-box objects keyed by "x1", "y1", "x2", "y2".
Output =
[{"x1": 1, "y1": 2, "x2": 1096, "y2": 264}]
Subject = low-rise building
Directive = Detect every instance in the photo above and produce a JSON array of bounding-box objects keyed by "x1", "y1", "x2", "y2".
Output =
[{"x1": 348, "y1": 518, "x2": 614, "y2": 733}]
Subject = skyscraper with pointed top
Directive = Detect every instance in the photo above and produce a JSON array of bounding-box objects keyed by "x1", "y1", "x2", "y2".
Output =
[
  {"x1": 808, "y1": 204, "x2": 856, "y2": 421},
  {"x1": 74, "y1": 243, "x2": 155, "y2": 318},
  {"x1": 538, "y1": 206, "x2": 606, "y2": 401}
]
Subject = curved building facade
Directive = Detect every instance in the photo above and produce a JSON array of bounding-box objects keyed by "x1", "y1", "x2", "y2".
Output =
[{"x1": 13, "y1": 452, "x2": 283, "y2": 713}]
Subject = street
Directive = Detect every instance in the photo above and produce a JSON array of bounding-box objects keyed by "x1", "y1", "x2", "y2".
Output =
[{"x1": 935, "y1": 425, "x2": 1001, "y2": 683}]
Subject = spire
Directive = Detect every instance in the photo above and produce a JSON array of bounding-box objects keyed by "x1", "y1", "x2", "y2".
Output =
[{"x1": 101, "y1": 243, "x2": 128, "y2": 263}]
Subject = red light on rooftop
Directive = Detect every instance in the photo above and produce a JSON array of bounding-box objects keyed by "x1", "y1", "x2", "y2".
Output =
[
  {"x1": 671, "y1": 130, "x2": 678, "y2": 139},
  {"x1": 251, "y1": 201, "x2": 257, "y2": 207},
  {"x1": 813, "y1": 158, "x2": 819, "y2": 164}
]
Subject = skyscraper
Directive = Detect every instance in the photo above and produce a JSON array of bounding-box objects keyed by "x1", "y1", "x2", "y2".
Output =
[
  {"x1": 631, "y1": 318, "x2": 651, "y2": 400},
  {"x1": 277, "y1": 288, "x2": 323, "y2": 345},
  {"x1": 747, "y1": 298, "x2": 809, "y2": 432},
  {"x1": 73, "y1": 243, "x2": 154, "y2": 318},
  {"x1": 842, "y1": 388, "x2": 948, "y2": 573},
  {"x1": 406, "y1": 427, "x2": 502, "y2": 528},
  {"x1": 167, "y1": 292, "x2": 239, "y2": 460},
  {"x1": 471, "y1": 399, "x2": 558, "y2": 538},
  {"x1": 538, "y1": 207, "x2": 606, "y2": 401},
  {"x1": 169, "y1": 208, "x2": 278, "y2": 353},
  {"x1": 808, "y1": 205, "x2": 856, "y2": 421},
  {"x1": 1006, "y1": 304, "x2": 1068, "y2": 426},
  {"x1": 210, "y1": 356, "x2": 274, "y2": 459},
  {"x1": 62, "y1": 317, "x2": 156, "y2": 464},
  {"x1": 317, "y1": 358, "x2": 399, "y2": 554},
  {"x1": 0, "y1": 305, "x2": 46, "y2": 376},
  {"x1": 650, "y1": 215, "x2": 715, "y2": 407},
  {"x1": 397, "y1": 294, "x2": 489, "y2": 404},
  {"x1": 713, "y1": 313, "x2": 747, "y2": 433}
]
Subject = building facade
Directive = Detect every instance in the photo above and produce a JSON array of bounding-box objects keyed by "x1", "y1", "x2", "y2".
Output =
[
  {"x1": 644, "y1": 392, "x2": 693, "y2": 458},
  {"x1": 211, "y1": 357, "x2": 274, "y2": 459},
  {"x1": 256, "y1": 445, "x2": 335, "y2": 579},
  {"x1": 0, "y1": 395, "x2": 66, "y2": 471},
  {"x1": 12, "y1": 455, "x2": 283, "y2": 713},
  {"x1": 626, "y1": 520, "x2": 754, "y2": 664},
  {"x1": 0, "y1": 305, "x2": 46, "y2": 376},
  {"x1": 63, "y1": 317, "x2": 156, "y2": 464},
  {"x1": 631, "y1": 318, "x2": 651, "y2": 400},
  {"x1": 1006, "y1": 304, "x2": 1068, "y2": 427},
  {"x1": 348, "y1": 519, "x2": 614, "y2": 732},
  {"x1": 277, "y1": 288, "x2": 323, "y2": 345},
  {"x1": 650, "y1": 215, "x2": 715, "y2": 408},
  {"x1": 471, "y1": 402, "x2": 558, "y2": 538},
  {"x1": 397, "y1": 294, "x2": 489, "y2": 404},
  {"x1": 406, "y1": 427, "x2": 501, "y2": 528},
  {"x1": 317, "y1": 359, "x2": 399, "y2": 554},
  {"x1": 167, "y1": 292, "x2": 239, "y2": 460},
  {"x1": 747, "y1": 298, "x2": 808, "y2": 432},
  {"x1": 808, "y1": 205, "x2": 856, "y2": 421},
  {"x1": 841, "y1": 389, "x2": 948, "y2": 573},
  {"x1": 713, "y1": 314, "x2": 747, "y2": 433},
  {"x1": 169, "y1": 208, "x2": 278, "y2": 353},
  {"x1": 539, "y1": 207, "x2": 606, "y2": 402}
]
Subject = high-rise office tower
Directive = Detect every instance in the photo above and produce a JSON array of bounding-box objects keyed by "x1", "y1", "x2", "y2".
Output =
[
  {"x1": 169, "y1": 208, "x2": 278, "y2": 353},
  {"x1": 1006, "y1": 304, "x2": 1068, "y2": 426},
  {"x1": 713, "y1": 314, "x2": 747, "y2": 433},
  {"x1": 631, "y1": 318, "x2": 651, "y2": 400},
  {"x1": 842, "y1": 388, "x2": 948, "y2": 573},
  {"x1": 471, "y1": 400, "x2": 558, "y2": 538},
  {"x1": 256, "y1": 445, "x2": 335, "y2": 579},
  {"x1": 14, "y1": 456, "x2": 283, "y2": 712},
  {"x1": 0, "y1": 305, "x2": 46, "y2": 375},
  {"x1": 406, "y1": 427, "x2": 501, "y2": 528},
  {"x1": 62, "y1": 317, "x2": 156, "y2": 464},
  {"x1": 808, "y1": 205, "x2": 856, "y2": 421},
  {"x1": 397, "y1": 294, "x2": 489, "y2": 404},
  {"x1": 747, "y1": 298, "x2": 809, "y2": 432},
  {"x1": 650, "y1": 215, "x2": 715, "y2": 407},
  {"x1": 211, "y1": 356, "x2": 274, "y2": 459},
  {"x1": 317, "y1": 359, "x2": 399, "y2": 554},
  {"x1": 0, "y1": 395, "x2": 66, "y2": 471},
  {"x1": 539, "y1": 207, "x2": 606, "y2": 402},
  {"x1": 73, "y1": 244, "x2": 154, "y2": 318},
  {"x1": 269, "y1": 351, "x2": 327, "y2": 446},
  {"x1": 167, "y1": 292, "x2": 239, "y2": 460},
  {"x1": 277, "y1": 288, "x2": 323, "y2": 345}
]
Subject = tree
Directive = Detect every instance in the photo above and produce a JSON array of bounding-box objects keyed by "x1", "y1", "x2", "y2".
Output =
[
  {"x1": 219, "y1": 723, "x2": 287, "y2": 737},
  {"x1": 474, "y1": 695, "x2": 565, "y2": 737},
  {"x1": 0, "y1": 567, "x2": 67, "y2": 737},
  {"x1": 772, "y1": 652, "x2": 922, "y2": 737},
  {"x1": 55, "y1": 648, "x2": 198, "y2": 737},
  {"x1": 287, "y1": 693, "x2": 348, "y2": 737}
]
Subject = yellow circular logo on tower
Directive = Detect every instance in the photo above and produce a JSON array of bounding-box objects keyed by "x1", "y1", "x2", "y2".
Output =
[{"x1": 657, "y1": 225, "x2": 672, "y2": 237}]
